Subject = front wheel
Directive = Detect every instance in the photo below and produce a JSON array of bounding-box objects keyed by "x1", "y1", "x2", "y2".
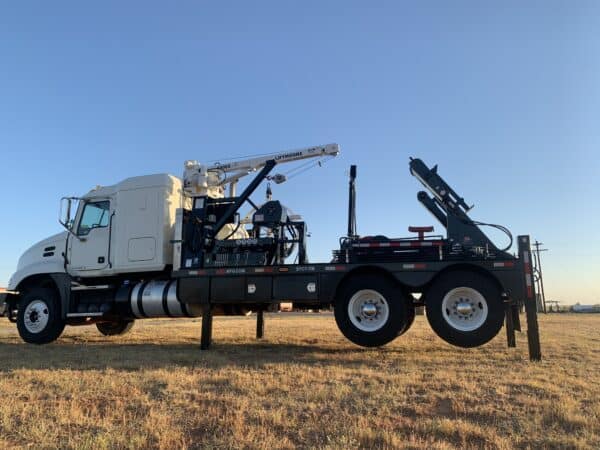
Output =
[
  {"x1": 17, "y1": 288, "x2": 65, "y2": 344},
  {"x1": 425, "y1": 271, "x2": 504, "y2": 348},
  {"x1": 334, "y1": 274, "x2": 411, "y2": 347},
  {"x1": 96, "y1": 320, "x2": 135, "y2": 336}
]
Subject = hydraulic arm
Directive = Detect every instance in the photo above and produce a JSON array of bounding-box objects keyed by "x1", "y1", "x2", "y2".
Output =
[{"x1": 409, "y1": 158, "x2": 512, "y2": 256}]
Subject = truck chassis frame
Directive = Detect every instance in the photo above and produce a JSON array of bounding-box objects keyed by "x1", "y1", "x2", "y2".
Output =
[{"x1": 171, "y1": 233, "x2": 540, "y2": 360}]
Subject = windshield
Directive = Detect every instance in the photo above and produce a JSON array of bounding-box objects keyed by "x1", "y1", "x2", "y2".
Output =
[{"x1": 77, "y1": 201, "x2": 110, "y2": 236}]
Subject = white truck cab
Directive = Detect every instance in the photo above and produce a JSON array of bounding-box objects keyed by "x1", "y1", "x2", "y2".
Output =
[
  {"x1": 2, "y1": 173, "x2": 192, "y2": 344},
  {"x1": 66, "y1": 173, "x2": 186, "y2": 277},
  {"x1": 8, "y1": 173, "x2": 186, "y2": 291}
]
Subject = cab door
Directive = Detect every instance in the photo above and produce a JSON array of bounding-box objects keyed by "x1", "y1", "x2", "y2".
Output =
[{"x1": 68, "y1": 200, "x2": 112, "y2": 272}]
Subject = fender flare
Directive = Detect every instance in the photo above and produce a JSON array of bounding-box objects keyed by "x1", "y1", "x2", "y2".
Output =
[{"x1": 13, "y1": 272, "x2": 72, "y2": 319}]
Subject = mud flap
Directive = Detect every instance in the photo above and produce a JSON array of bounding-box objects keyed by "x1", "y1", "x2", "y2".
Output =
[{"x1": 50, "y1": 273, "x2": 72, "y2": 319}]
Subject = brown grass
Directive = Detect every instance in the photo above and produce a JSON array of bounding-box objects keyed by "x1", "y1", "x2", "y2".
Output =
[{"x1": 0, "y1": 313, "x2": 598, "y2": 449}]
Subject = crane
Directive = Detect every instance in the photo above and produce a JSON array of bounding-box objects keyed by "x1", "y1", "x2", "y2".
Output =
[{"x1": 183, "y1": 143, "x2": 340, "y2": 197}]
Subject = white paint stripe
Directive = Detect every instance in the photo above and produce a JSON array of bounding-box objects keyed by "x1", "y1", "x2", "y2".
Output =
[
  {"x1": 523, "y1": 251, "x2": 530, "y2": 264},
  {"x1": 353, "y1": 240, "x2": 445, "y2": 248},
  {"x1": 525, "y1": 274, "x2": 532, "y2": 287}
]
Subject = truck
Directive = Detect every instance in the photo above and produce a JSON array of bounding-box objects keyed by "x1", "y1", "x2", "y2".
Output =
[{"x1": 0, "y1": 144, "x2": 541, "y2": 359}]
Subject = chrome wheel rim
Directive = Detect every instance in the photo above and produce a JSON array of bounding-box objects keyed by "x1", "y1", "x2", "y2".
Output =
[
  {"x1": 23, "y1": 300, "x2": 50, "y2": 334},
  {"x1": 348, "y1": 289, "x2": 390, "y2": 332},
  {"x1": 441, "y1": 287, "x2": 488, "y2": 332}
]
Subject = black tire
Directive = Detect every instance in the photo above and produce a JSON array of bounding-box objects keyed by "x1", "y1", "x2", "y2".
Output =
[
  {"x1": 398, "y1": 303, "x2": 416, "y2": 336},
  {"x1": 334, "y1": 274, "x2": 410, "y2": 347},
  {"x1": 425, "y1": 270, "x2": 504, "y2": 348},
  {"x1": 16, "y1": 288, "x2": 65, "y2": 344},
  {"x1": 96, "y1": 320, "x2": 135, "y2": 336}
]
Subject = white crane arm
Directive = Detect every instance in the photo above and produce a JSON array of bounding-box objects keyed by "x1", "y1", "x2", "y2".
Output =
[
  {"x1": 208, "y1": 143, "x2": 339, "y2": 174},
  {"x1": 183, "y1": 143, "x2": 340, "y2": 197}
]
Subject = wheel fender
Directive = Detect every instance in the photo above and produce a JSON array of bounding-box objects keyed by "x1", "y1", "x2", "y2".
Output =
[
  {"x1": 8, "y1": 261, "x2": 67, "y2": 291},
  {"x1": 15, "y1": 273, "x2": 71, "y2": 320}
]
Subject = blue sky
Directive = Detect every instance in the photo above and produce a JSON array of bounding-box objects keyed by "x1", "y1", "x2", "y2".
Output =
[{"x1": 1, "y1": 1, "x2": 598, "y2": 303}]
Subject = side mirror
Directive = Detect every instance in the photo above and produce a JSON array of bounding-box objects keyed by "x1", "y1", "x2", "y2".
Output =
[
  {"x1": 59, "y1": 197, "x2": 73, "y2": 229},
  {"x1": 59, "y1": 197, "x2": 83, "y2": 239}
]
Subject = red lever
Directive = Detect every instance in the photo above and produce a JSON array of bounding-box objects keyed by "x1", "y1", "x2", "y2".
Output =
[{"x1": 408, "y1": 226, "x2": 434, "y2": 240}]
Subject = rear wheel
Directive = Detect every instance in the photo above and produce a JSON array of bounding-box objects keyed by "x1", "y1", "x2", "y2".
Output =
[
  {"x1": 17, "y1": 288, "x2": 65, "y2": 344},
  {"x1": 334, "y1": 274, "x2": 410, "y2": 347},
  {"x1": 425, "y1": 271, "x2": 504, "y2": 348},
  {"x1": 398, "y1": 303, "x2": 416, "y2": 336},
  {"x1": 96, "y1": 320, "x2": 134, "y2": 336}
]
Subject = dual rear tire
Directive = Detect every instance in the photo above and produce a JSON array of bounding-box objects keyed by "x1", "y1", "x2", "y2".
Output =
[
  {"x1": 334, "y1": 270, "x2": 504, "y2": 349},
  {"x1": 334, "y1": 274, "x2": 414, "y2": 347},
  {"x1": 424, "y1": 271, "x2": 504, "y2": 348}
]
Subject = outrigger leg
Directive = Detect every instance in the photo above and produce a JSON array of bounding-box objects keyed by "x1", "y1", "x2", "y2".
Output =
[
  {"x1": 200, "y1": 303, "x2": 213, "y2": 350},
  {"x1": 256, "y1": 310, "x2": 264, "y2": 339},
  {"x1": 518, "y1": 235, "x2": 542, "y2": 361},
  {"x1": 505, "y1": 296, "x2": 516, "y2": 348}
]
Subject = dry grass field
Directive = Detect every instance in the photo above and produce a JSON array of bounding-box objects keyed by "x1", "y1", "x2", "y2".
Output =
[{"x1": 0, "y1": 313, "x2": 598, "y2": 449}]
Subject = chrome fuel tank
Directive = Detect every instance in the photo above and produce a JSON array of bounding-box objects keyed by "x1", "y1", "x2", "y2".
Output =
[{"x1": 130, "y1": 280, "x2": 202, "y2": 318}]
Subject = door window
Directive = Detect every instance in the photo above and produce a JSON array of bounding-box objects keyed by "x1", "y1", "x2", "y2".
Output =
[{"x1": 77, "y1": 201, "x2": 110, "y2": 236}]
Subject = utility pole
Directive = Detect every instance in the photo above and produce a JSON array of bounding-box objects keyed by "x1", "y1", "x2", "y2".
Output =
[{"x1": 531, "y1": 240, "x2": 548, "y2": 313}]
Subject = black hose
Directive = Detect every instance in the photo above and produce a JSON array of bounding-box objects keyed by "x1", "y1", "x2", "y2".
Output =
[{"x1": 470, "y1": 220, "x2": 513, "y2": 252}]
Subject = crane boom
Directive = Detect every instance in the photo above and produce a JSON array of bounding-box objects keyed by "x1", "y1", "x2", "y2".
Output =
[
  {"x1": 183, "y1": 143, "x2": 340, "y2": 197},
  {"x1": 209, "y1": 143, "x2": 339, "y2": 174}
]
